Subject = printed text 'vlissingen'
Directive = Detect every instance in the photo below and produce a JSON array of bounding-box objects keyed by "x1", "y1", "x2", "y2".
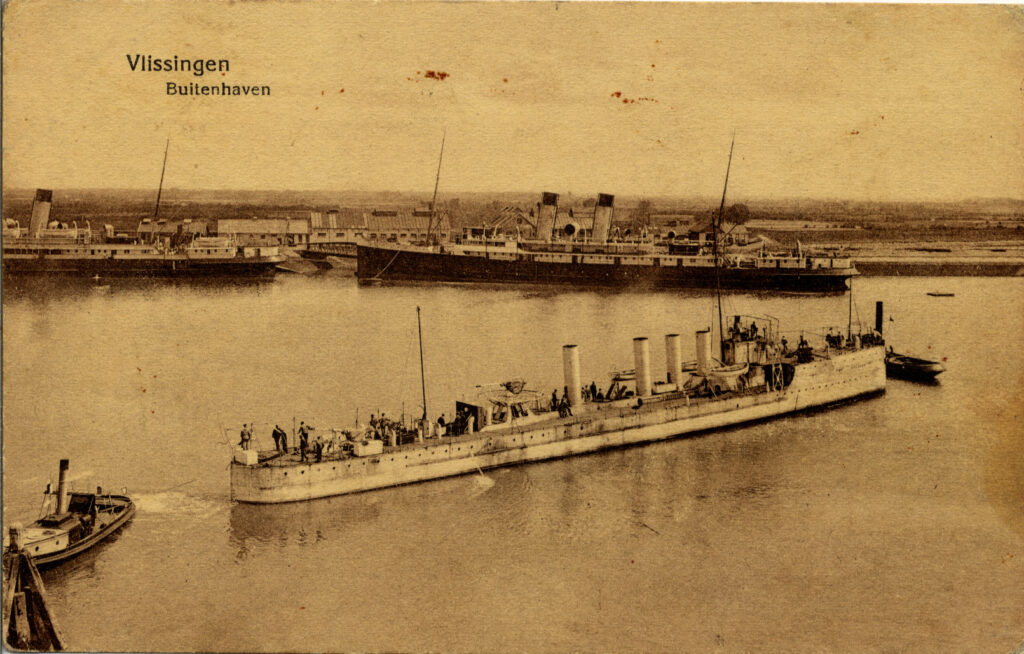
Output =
[{"x1": 126, "y1": 54, "x2": 271, "y2": 96}]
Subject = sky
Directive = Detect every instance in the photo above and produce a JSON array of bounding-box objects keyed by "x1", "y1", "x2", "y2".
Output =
[{"x1": 3, "y1": 1, "x2": 1023, "y2": 201}]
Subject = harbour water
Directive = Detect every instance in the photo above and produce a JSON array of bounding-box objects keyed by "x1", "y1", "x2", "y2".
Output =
[{"x1": 2, "y1": 274, "x2": 1022, "y2": 652}]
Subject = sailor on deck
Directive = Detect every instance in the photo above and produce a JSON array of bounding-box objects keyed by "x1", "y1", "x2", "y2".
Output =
[
  {"x1": 272, "y1": 425, "x2": 287, "y2": 452},
  {"x1": 239, "y1": 424, "x2": 252, "y2": 450},
  {"x1": 298, "y1": 422, "x2": 310, "y2": 462}
]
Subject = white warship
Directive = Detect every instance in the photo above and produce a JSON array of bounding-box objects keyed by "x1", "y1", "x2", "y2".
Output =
[{"x1": 230, "y1": 311, "x2": 887, "y2": 504}]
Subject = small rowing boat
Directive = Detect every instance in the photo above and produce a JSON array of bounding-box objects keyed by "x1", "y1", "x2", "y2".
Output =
[{"x1": 885, "y1": 350, "x2": 946, "y2": 381}]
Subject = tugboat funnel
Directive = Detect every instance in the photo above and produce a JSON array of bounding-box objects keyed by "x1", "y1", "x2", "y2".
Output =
[
  {"x1": 57, "y1": 459, "x2": 70, "y2": 514},
  {"x1": 875, "y1": 301, "x2": 884, "y2": 335},
  {"x1": 562, "y1": 344, "x2": 582, "y2": 407},
  {"x1": 633, "y1": 337, "x2": 652, "y2": 397}
]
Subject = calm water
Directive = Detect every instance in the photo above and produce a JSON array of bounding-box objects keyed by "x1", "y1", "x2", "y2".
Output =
[{"x1": 3, "y1": 273, "x2": 1023, "y2": 652}]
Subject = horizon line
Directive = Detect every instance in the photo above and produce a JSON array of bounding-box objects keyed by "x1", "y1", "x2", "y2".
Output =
[{"x1": 2, "y1": 186, "x2": 1022, "y2": 206}]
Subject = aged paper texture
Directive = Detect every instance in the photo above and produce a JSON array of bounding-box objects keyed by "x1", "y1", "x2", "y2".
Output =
[{"x1": 3, "y1": 2, "x2": 1023, "y2": 652}]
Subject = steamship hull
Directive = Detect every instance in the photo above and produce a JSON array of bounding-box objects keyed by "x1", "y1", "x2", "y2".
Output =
[
  {"x1": 356, "y1": 244, "x2": 853, "y2": 292},
  {"x1": 2, "y1": 255, "x2": 282, "y2": 277},
  {"x1": 231, "y1": 347, "x2": 885, "y2": 504}
]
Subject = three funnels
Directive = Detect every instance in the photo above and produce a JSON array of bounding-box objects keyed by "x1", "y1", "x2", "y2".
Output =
[{"x1": 562, "y1": 328, "x2": 709, "y2": 401}]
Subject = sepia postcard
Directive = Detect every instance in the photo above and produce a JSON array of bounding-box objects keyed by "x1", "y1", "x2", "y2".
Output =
[{"x1": 2, "y1": 2, "x2": 1022, "y2": 652}]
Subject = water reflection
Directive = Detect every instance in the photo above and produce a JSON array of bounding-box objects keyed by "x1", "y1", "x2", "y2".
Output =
[
  {"x1": 228, "y1": 493, "x2": 382, "y2": 552},
  {"x1": 2, "y1": 274, "x2": 276, "y2": 303}
]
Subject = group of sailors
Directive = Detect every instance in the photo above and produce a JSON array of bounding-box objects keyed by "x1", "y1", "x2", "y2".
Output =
[
  {"x1": 728, "y1": 317, "x2": 759, "y2": 342},
  {"x1": 436, "y1": 407, "x2": 476, "y2": 437},
  {"x1": 239, "y1": 421, "x2": 336, "y2": 463},
  {"x1": 825, "y1": 328, "x2": 885, "y2": 350},
  {"x1": 549, "y1": 380, "x2": 606, "y2": 417}
]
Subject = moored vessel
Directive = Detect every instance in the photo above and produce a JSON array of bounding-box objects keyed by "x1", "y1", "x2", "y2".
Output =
[
  {"x1": 885, "y1": 350, "x2": 946, "y2": 381},
  {"x1": 357, "y1": 190, "x2": 856, "y2": 291},
  {"x1": 2, "y1": 189, "x2": 285, "y2": 277}
]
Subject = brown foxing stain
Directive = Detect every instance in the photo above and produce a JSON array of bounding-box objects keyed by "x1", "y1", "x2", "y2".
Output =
[
  {"x1": 408, "y1": 70, "x2": 449, "y2": 82},
  {"x1": 612, "y1": 92, "x2": 658, "y2": 105},
  {"x1": 339, "y1": 89, "x2": 345, "y2": 93},
  {"x1": 849, "y1": 130, "x2": 860, "y2": 135}
]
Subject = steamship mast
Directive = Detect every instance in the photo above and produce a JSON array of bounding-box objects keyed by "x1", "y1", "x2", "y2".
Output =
[
  {"x1": 425, "y1": 130, "x2": 446, "y2": 245},
  {"x1": 712, "y1": 135, "x2": 736, "y2": 358}
]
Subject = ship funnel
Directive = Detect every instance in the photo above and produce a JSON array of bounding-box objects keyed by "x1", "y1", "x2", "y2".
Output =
[
  {"x1": 56, "y1": 459, "x2": 70, "y2": 514},
  {"x1": 592, "y1": 193, "x2": 614, "y2": 243},
  {"x1": 875, "y1": 301, "x2": 884, "y2": 335},
  {"x1": 696, "y1": 329, "x2": 713, "y2": 375},
  {"x1": 562, "y1": 344, "x2": 582, "y2": 407},
  {"x1": 665, "y1": 334, "x2": 682, "y2": 384},
  {"x1": 537, "y1": 192, "x2": 558, "y2": 242},
  {"x1": 633, "y1": 337, "x2": 652, "y2": 397},
  {"x1": 29, "y1": 189, "x2": 53, "y2": 237}
]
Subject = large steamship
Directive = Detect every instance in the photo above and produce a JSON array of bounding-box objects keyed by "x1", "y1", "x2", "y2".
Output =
[
  {"x1": 356, "y1": 192, "x2": 857, "y2": 292},
  {"x1": 230, "y1": 309, "x2": 887, "y2": 504},
  {"x1": 2, "y1": 190, "x2": 285, "y2": 277}
]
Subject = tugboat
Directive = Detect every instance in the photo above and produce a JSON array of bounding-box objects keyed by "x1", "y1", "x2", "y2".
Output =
[{"x1": 5, "y1": 460, "x2": 135, "y2": 567}]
